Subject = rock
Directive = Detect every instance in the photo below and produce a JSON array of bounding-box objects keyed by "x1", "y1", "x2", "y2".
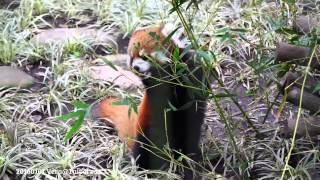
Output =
[
  {"x1": 89, "y1": 65, "x2": 142, "y2": 90},
  {"x1": 0, "y1": 66, "x2": 35, "y2": 88},
  {"x1": 31, "y1": 28, "x2": 117, "y2": 47},
  {"x1": 92, "y1": 54, "x2": 130, "y2": 69},
  {"x1": 115, "y1": 35, "x2": 130, "y2": 53}
]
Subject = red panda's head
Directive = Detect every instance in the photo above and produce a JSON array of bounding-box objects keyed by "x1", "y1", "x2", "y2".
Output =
[{"x1": 127, "y1": 24, "x2": 186, "y2": 78}]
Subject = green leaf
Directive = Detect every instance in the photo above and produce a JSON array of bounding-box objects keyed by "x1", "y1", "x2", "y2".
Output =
[
  {"x1": 312, "y1": 83, "x2": 320, "y2": 93},
  {"x1": 112, "y1": 96, "x2": 138, "y2": 116},
  {"x1": 57, "y1": 111, "x2": 82, "y2": 121},
  {"x1": 196, "y1": 50, "x2": 215, "y2": 63},
  {"x1": 176, "y1": 63, "x2": 188, "y2": 74},
  {"x1": 57, "y1": 100, "x2": 89, "y2": 141},
  {"x1": 277, "y1": 63, "x2": 291, "y2": 77},
  {"x1": 64, "y1": 112, "x2": 85, "y2": 142},
  {"x1": 128, "y1": 96, "x2": 138, "y2": 114},
  {"x1": 230, "y1": 28, "x2": 248, "y2": 33},
  {"x1": 172, "y1": 48, "x2": 180, "y2": 63},
  {"x1": 72, "y1": 100, "x2": 90, "y2": 110},
  {"x1": 148, "y1": 32, "x2": 160, "y2": 41},
  {"x1": 245, "y1": 89, "x2": 256, "y2": 97},
  {"x1": 129, "y1": 101, "x2": 138, "y2": 114},
  {"x1": 283, "y1": 0, "x2": 296, "y2": 4},
  {"x1": 72, "y1": 51, "x2": 81, "y2": 58},
  {"x1": 275, "y1": 27, "x2": 297, "y2": 35}
]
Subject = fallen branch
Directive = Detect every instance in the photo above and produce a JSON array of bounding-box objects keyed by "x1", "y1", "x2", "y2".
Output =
[
  {"x1": 275, "y1": 42, "x2": 320, "y2": 70},
  {"x1": 293, "y1": 16, "x2": 318, "y2": 35},
  {"x1": 284, "y1": 115, "x2": 320, "y2": 137},
  {"x1": 281, "y1": 71, "x2": 320, "y2": 97}
]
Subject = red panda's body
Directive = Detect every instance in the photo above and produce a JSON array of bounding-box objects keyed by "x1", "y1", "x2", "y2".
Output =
[{"x1": 94, "y1": 24, "x2": 208, "y2": 179}]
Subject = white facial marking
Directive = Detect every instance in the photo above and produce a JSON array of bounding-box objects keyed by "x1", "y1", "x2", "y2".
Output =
[
  {"x1": 139, "y1": 49, "x2": 146, "y2": 56},
  {"x1": 131, "y1": 58, "x2": 151, "y2": 73},
  {"x1": 161, "y1": 23, "x2": 175, "y2": 36},
  {"x1": 161, "y1": 23, "x2": 187, "y2": 48}
]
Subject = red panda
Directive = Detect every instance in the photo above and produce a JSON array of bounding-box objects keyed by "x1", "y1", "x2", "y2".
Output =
[{"x1": 93, "y1": 24, "x2": 208, "y2": 179}]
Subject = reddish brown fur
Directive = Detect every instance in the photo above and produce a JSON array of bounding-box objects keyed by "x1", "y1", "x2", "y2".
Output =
[
  {"x1": 127, "y1": 25, "x2": 176, "y2": 60},
  {"x1": 94, "y1": 25, "x2": 207, "y2": 178},
  {"x1": 96, "y1": 26, "x2": 172, "y2": 149},
  {"x1": 128, "y1": 27, "x2": 165, "y2": 58},
  {"x1": 97, "y1": 93, "x2": 150, "y2": 149},
  {"x1": 97, "y1": 97, "x2": 138, "y2": 149}
]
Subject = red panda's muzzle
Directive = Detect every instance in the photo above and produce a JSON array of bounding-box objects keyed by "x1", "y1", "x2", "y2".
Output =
[
  {"x1": 131, "y1": 57, "x2": 152, "y2": 74},
  {"x1": 129, "y1": 50, "x2": 173, "y2": 79}
]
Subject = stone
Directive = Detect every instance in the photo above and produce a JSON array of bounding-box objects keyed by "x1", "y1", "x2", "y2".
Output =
[
  {"x1": 31, "y1": 28, "x2": 117, "y2": 47},
  {"x1": 0, "y1": 66, "x2": 35, "y2": 88},
  {"x1": 92, "y1": 54, "x2": 130, "y2": 69},
  {"x1": 89, "y1": 65, "x2": 142, "y2": 90}
]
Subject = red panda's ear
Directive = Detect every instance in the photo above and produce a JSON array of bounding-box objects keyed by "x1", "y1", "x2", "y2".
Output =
[{"x1": 161, "y1": 23, "x2": 187, "y2": 48}]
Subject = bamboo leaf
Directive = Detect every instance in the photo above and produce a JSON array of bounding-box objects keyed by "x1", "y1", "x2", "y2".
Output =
[
  {"x1": 64, "y1": 112, "x2": 85, "y2": 142},
  {"x1": 57, "y1": 111, "x2": 82, "y2": 121},
  {"x1": 72, "y1": 100, "x2": 90, "y2": 110}
]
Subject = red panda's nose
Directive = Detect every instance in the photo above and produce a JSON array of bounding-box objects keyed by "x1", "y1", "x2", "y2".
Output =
[{"x1": 133, "y1": 65, "x2": 140, "y2": 72}]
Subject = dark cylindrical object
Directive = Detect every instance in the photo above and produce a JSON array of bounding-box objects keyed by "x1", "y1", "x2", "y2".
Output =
[
  {"x1": 286, "y1": 86, "x2": 320, "y2": 115},
  {"x1": 293, "y1": 16, "x2": 316, "y2": 35},
  {"x1": 275, "y1": 42, "x2": 320, "y2": 69},
  {"x1": 286, "y1": 115, "x2": 320, "y2": 137},
  {"x1": 281, "y1": 72, "x2": 320, "y2": 97}
]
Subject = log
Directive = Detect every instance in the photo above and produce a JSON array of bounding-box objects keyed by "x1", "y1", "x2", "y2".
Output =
[
  {"x1": 293, "y1": 16, "x2": 317, "y2": 35},
  {"x1": 286, "y1": 86, "x2": 320, "y2": 115},
  {"x1": 285, "y1": 115, "x2": 320, "y2": 137},
  {"x1": 275, "y1": 42, "x2": 320, "y2": 70},
  {"x1": 281, "y1": 72, "x2": 320, "y2": 97}
]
